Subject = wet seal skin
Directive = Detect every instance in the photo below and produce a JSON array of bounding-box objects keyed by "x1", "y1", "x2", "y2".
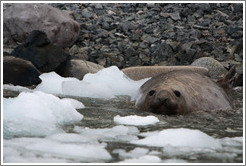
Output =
[{"x1": 136, "y1": 70, "x2": 232, "y2": 115}]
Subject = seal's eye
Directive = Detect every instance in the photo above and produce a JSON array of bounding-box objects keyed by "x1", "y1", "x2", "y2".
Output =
[
  {"x1": 148, "y1": 90, "x2": 156, "y2": 96},
  {"x1": 173, "y1": 90, "x2": 181, "y2": 97}
]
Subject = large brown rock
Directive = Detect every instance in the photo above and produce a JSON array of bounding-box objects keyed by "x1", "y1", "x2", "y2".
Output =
[
  {"x1": 3, "y1": 3, "x2": 79, "y2": 48},
  {"x1": 62, "y1": 59, "x2": 104, "y2": 80},
  {"x1": 3, "y1": 56, "x2": 41, "y2": 86}
]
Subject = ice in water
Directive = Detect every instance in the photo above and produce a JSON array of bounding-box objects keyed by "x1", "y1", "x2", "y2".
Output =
[
  {"x1": 114, "y1": 115, "x2": 159, "y2": 126},
  {"x1": 3, "y1": 91, "x2": 83, "y2": 138},
  {"x1": 34, "y1": 66, "x2": 148, "y2": 99},
  {"x1": 131, "y1": 128, "x2": 222, "y2": 149},
  {"x1": 2, "y1": 66, "x2": 243, "y2": 163},
  {"x1": 3, "y1": 136, "x2": 112, "y2": 163}
]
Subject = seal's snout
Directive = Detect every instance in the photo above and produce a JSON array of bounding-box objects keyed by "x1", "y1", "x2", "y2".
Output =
[
  {"x1": 157, "y1": 94, "x2": 169, "y2": 104},
  {"x1": 156, "y1": 90, "x2": 170, "y2": 101},
  {"x1": 148, "y1": 89, "x2": 179, "y2": 115}
]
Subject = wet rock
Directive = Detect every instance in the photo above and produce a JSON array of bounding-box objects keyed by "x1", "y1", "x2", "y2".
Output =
[
  {"x1": 69, "y1": 45, "x2": 89, "y2": 60},
  {"x1": 143, "y1": 35, "x2": 159, "y2": 44},
  {"x1": 118, "y1": 21, "x2": 137, "y2": 33},
  {"x1": 124, "y1": 46, "x2": 138, "y2": 57},
  {"x1": 3, "y1": 3, "x2": 79, "y2": 48},
  {"x1": 150, "y1": 41, "x2": 174, "y2": 64},
  {"x1": 3, "y1": 56, "x2": 41, "y2": 86},
  {"x1": 232, "y1": 3, "x2": 243, "y2": 13},
  {"x1": 232, "y1": 64, "x2": 243, "y2": 87},
  {"x1": 11, "y1": 30, "x2": 70, "y2": 73},
  {"x1": 62, "y1": 59, "x2": 104, "y2": 80},
  {"x1": 191, "y1": 57, "x2": 227, "y2": 79},
  {"x1": 169, "y1": 12, "x2": 181, "y2": 21},
  {"x1": 81, "y1": 8, "x2": 95, "y2": 18}
]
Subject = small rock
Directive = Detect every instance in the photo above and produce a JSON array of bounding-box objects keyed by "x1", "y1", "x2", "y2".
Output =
[
  {"x1": 169, "y1": 12, "x2": 181, "y2": 20},
  {"x1": 191, "y1": 57, "x2": 227, "y2": 79},
  {"x1": 62, "y1": 59, "x2": 104, "y2": 80}
]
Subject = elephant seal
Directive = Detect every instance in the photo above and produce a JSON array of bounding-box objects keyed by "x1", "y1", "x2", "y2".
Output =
[
  {"x1": 135, "y1": 70, "x2": 232, "y2": 115},
  {"x1": 122, "y1": 66, "x2": 209, "y2": 81}
]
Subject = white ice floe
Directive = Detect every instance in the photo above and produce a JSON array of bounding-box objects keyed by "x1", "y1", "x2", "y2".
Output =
[
  {"x1": 131, "y1": 128, "x2": 222, "y2": 149},
  {"x1": 113, "y1": 115, "x2": 159, "y2": 126},
  {"x1": 74, "y1": 125, "x2": 139, "y2": 142},
  {"x1": 3, "y1": 91, "x2": 83, "y2": 138},
  {"x1": 119, "y1": 155, "x2": 162, "y2": 163},
  {"x1": 83, "y1": 66, "x2": 149, "y2": 97},
  {"x1": 46, "y1": 133, "x2": 99, "y2": 145},
  {"x1": 33, "y1": 66, "x2": 148, "y2": 99},
  {"x1": 3, "y1": 84, "x2": 32, "y2": 92},
  {"x1": 61, "y1": 98, "x2": 85, "y2": 109},
  {"x1": 62, "y1": 79, "x2": 115, "y2": 99},
  {"x1": 3, "y1": 136, "x2": 111, "y2": 163},
  {"x1": 219, "y1": 137, "x2": 243, "y2": 147},
  {"x1": 35, "y1": 72, "x2": 78, "y2": 95},
  {"x1": 162, "y1": 159, "x2": 188, "y2": 163},
  {"x1": 112, "y1": 147, "x2": 149, "y2": 159}
]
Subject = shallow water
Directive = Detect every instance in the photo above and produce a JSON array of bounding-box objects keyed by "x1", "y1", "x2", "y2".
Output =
[{"x1": 2, "y1": 86, "x2": 243, "y2": 163}]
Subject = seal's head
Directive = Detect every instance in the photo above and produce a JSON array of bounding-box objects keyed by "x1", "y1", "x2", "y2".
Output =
[{"x1": 141, "y1": 87, "x2": 188, "y2": 115}]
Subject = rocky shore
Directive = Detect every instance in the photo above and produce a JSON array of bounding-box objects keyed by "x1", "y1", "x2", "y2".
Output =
[
  {"x1": 3, "y1": 3, "x2": 243, "y2": 85},
  {"x1": 51, "y1": 3, "x2": 243, "y2": 68}
]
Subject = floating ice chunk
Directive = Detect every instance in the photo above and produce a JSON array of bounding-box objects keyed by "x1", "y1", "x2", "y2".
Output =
[
  {"x1": 119, "y1": 155, "x2": 161, "y2": 163},
  {"x1": 61, "y1": 98, "x2": 85, "y2": 109},
  {"x1": 3, "y1": 84, "x2": 32, "y2": 92},
  {"x1": 113, "y1": 147, "x2": 149, "y2": 160},
  {"x1": 163, "y1": 159, "x2": 188, "y2": 163},
  {"x1": 83, "y1": 66, "x2": 149, "y2": 97},
  {"x1": 4, "y1": 137, "x2": 111, "y2": 163},
  {"x1": 114, "y1": 115, "x2": 159, "y2": 126},
  {"x1": 62, "y1": 80, "x2": 115, "y2": 99},
  {"x1": 131, "y1": 128, "x2": 222, "y2": 149},
  {"x1": 25, "y1": 140, "x2": 111, "y2": 162},
  {"x1": 35, "y1": 72, "x2": 78, "y2": 95},
  {"x1": 34, "y1": 66, "x2": 148, "y2": 99},
  {"x1": 3, "y1": 91, "x2": 83, "y2": 138},
  {"x1": 46, "y1": 133, "x2": 99, "y2": 144},
  {"x1": 3, "y1": 146, "x2": 67, "y2": 163},
  {"x1": 162, "y1": 145, "x2": 215, "y2": 158},
  {"x1": 74, "y1": 125, "x2": 139, "y2": 142},
  {"x1": 219, "y1": 137, "x2": 243, "y2": 147}
]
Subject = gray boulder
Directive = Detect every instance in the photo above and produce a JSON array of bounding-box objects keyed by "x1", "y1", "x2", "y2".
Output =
[
  {"x1": 191, "y1": 57, "x2": 227, "y2": 79},
  {"x1": 62, "y1": 59, "x2": 104, "y2": 80},
  {"x1": 3, "y1": 3, "x2": 79, "y2": 48}
]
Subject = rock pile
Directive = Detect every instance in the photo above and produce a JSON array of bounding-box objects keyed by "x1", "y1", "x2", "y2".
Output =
[
  {"x1": 3, "y1": 3, "x2": 243, "y2": 86},
  {"x1": 49, "y1": 3, "x2": 243, "y2": 68}
]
